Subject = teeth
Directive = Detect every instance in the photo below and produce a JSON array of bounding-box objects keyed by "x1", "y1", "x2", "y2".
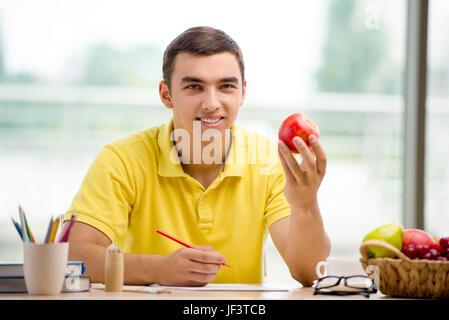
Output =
[{"x1": 200, "y1": 118, "x2": 221, "y2": 123}]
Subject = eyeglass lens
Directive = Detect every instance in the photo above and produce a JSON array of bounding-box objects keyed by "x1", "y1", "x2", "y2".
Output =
[{"x1": 317, "y1": 276, "x2": 373, "y2": 290}]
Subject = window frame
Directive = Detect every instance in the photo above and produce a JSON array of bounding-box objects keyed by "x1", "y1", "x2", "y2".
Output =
[{"x1": 403, "y1": 0, "x2": 428, "y2": 229}]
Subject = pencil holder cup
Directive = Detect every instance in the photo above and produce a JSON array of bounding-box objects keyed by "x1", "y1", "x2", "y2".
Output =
[{"x1": 23, "y1": 242, "x2": 69, "y2": 295}]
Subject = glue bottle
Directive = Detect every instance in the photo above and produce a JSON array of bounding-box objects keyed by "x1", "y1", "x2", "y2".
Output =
[{"x1": 104, "y1": 243, "x2": 124, "y2": 292}]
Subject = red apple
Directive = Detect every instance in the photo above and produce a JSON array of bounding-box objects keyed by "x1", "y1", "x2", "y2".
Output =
[
  {"x1": 278, "y1": 113, "x2": 320, "y2": 153},
  {"x1": 402, "y1": 229, "x2": 435, "y2": 248}
]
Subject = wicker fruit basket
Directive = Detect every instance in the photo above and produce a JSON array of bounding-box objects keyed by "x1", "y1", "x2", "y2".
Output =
[{"x1": 359, "y1": 239, "x2": 449, "y2": 299}]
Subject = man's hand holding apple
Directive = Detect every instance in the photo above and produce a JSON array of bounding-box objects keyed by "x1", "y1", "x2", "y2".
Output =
[
  {"x1": 271, "y1": 113, "x2": 330, "y2": 286},
  {"x1": 277, "y1": 113, "x2": 326, "y2": 213}
]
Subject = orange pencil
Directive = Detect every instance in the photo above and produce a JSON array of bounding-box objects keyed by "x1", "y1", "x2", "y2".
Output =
[{"x1": 49, "y1": 217, "x2": 60, "y2": 243}]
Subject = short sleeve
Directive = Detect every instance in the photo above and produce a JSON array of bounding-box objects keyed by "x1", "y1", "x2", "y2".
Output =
[
  {"x1": 263, "y1": 160, "x2": 291, "y2": 228},
  {"x1": 65, "y1": 145, "x2": 135, "y2": 242}
]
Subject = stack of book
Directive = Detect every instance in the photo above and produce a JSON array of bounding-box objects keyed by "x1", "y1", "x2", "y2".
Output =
[{"x1": 0, "y1": 261, "x2": 90, "y2": 293}]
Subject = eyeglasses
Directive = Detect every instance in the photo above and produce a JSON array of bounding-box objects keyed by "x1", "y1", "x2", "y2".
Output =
[{"x1": 313, "y1": 275, "x2": 377, "y2": 298}]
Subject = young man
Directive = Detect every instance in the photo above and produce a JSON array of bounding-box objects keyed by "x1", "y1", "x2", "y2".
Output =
[{"x1": 65, "y1": 26, "x2": 330, "y2": 287}]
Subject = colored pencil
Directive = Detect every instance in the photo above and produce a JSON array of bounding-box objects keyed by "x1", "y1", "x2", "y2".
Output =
[
  {"x1": 58, "y1": 214, "x2": 64, "y2": 235},
  {"x1": 10, "y1": 217, "x2": 23, "y2": 241},
  {"x1": 156, "y1": 229, "x2": 230, "y2": 267},
  {"x1": 48, "y1": 217, "x2": 60, "y2": 243},
  {"x1": 44, "y1": 217, "x2": 54, "y2": 243},
  {"x1": 59, "y1": 213, "x2": 77, "y2": 242},
  {"x1": 56, "y1": 219, "x2": 69, "y2": 243},
  {"x1": 56, "y1": 214, "x2": 69, "y2": 242},
  {"x1": 18, "y1": 204, "x2": 29, "y2": 243},
  {"x1": 19, "y1": 205, "x2": 35, "y2": 243}
]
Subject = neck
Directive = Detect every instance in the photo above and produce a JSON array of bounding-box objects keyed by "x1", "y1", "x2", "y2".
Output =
[
  {"x1": 176, "y1": 129, "x2": 232, "y2": 189},
  {"x1": 173, "y1": 127, "x2": 232, "y2": 168}
]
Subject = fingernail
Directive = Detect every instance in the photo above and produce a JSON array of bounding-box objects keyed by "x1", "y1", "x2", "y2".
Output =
[{"x1": 308, "y1": 135, "x2": 318, "y2": 143}]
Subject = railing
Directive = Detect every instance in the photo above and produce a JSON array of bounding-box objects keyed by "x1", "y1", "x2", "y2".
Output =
[{"x1": 0, "y1": 84, "x2": 447, "y2": 276}]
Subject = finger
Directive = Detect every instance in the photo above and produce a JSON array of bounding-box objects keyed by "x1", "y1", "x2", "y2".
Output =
[
  {"x1": 292, "y1": 136, "x2": 316, "y2": 173},
  {"x1": 188, "y1": 260, "x2": 221, "y2": 274},
  {"x1": 188, "y1": 248, "x2": 226, "y2": 265},
  {"x1": 195, "y1": 245, "x2": 214, "y2": 252},
  {"x1": 278, "y1": 140, "x2": 304, "y2": 181},
  {"x1": 278, "y1": 142, "x2": 297, "y2": 182},
  {"x1": 194, "y1": 246, "x2": 230, "y2": 266},
  {"x1": 308, "y1": 135, "x2": 327, "y2": 177},
  {"x1": 189, "y1": 271, "x2": 217, "y2": 285}
]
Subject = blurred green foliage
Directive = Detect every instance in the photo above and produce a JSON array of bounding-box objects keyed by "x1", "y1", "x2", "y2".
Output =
[
  {"x1": 315, "y1": 0, "x2": 401, "y2": 94},
  {"x1": 0, "y1": 71, "x2": 39, "y2": 84},
  {"x1": 81, "y1": 44, "x2": 162, "y2": 87},
  {"x1": 0, "y1": 0, "x2": 402, "y2": 93}
]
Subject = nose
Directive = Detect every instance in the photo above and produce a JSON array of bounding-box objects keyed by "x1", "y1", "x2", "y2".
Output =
[{"x1": 200, "y1": 87, "x2": 220, "y2": 112}]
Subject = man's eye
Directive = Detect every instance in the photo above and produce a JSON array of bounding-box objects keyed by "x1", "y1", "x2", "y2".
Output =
[
  {"x1": 222, "y1": 84, "x2": 237, "y2": 89},
  {"x1": 185, "y1": 84, "x2": 201, "y2": 90}
]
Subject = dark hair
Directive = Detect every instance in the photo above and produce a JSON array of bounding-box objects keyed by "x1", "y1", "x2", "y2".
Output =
[{"x1": 162, "y1": 26, "x2": 245, "y2": 90}]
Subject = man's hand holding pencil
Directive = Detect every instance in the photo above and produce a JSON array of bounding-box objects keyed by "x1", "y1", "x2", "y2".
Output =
[{"x1": 155, "y1": 229, "x2": 228, "y2": 287}]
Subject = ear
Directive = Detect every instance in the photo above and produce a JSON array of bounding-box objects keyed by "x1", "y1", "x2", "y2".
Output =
[
  {"x1": 159, "y1": 81, "x2": 173, "y2": 109},
  {"x1": 239, "y1": 80, "x2": 247, "y2": 108}
]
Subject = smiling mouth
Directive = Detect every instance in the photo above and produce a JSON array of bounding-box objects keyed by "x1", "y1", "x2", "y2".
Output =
[{"x1": 195, "y1": 117, "x2": 224, "y2": 123}]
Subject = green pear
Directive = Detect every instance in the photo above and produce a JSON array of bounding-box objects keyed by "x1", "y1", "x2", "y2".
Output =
[{"x1": 362, "y1": 222, "x2": 403, "y2": 258}]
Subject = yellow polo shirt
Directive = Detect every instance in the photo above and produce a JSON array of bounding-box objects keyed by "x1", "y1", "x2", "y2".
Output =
[{"x1": 66, "y1": 119, "x2": 291, "y2": 283}]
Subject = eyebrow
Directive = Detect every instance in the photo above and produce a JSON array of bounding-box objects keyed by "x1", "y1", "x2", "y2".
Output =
[{"x1": 180, "y1": 76, "x2": 239, "y2": 85}]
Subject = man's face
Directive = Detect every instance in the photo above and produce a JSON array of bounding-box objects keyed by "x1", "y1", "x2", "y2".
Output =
[{"x1": 160, "y1": 52, "x2": 246, "y2": 139}]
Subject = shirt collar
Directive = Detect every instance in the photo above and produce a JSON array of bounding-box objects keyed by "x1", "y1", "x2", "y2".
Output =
[{"x1": 157, "y1": 119, "x2": 245, "y2": 178}]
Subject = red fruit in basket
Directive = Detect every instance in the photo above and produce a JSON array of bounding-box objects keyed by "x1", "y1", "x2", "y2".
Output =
[
  {"x1": 422, "y1": 252, "x2": 432, "y2": 260},
  {"x1": 430, "y1": 242, "x2": 441, "y2": 255},
  {"x1": 403, "y1": 229, "x2": 435, "y2": 247},
  {"x1": 439, "y1": 237, "x2": 449, "y2": 250},
  {"x1": 441, "y1": 247, "x2": 449, "y2": 258},
  {"x1": 437, "y1": 256, "x2": 448, "y2": 261},
  {"x1": 429, "y1": 248, "x2": 439, "y2": 259},
  {"x1": 422, "y1": 249, "x2": 438, "y2": 260},
  {"x1": 402, "y1": 244, "x2": 418, "y2": 259},
  {"x1": 416, "y1": 244, "x2": 430, "y2": 258}
]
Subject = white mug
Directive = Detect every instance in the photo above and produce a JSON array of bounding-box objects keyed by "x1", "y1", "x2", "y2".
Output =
[
  {"x1": 315, "y1": 257, "x2": 366, "y2": 278},
  {"x1": 23, "y1": 242, "x2": 69, "y2": 295}
]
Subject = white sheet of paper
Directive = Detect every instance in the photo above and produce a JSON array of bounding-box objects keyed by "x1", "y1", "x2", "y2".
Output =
[{"x1": 149, "y1": 283, "x2": 295, "y2": 292}]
